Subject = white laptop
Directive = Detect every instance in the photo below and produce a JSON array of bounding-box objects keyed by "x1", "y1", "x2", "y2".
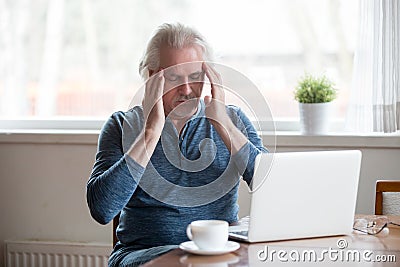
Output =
[{"x1": 229, "y1": 150, "x2": 362, "y2": 243}]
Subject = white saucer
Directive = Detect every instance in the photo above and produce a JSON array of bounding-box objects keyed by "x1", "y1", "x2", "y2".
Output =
[{"x1": 179, "y1": 241, "x2": 240, "y2": 255}]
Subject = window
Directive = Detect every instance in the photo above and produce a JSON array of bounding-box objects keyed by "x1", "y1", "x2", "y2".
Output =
[{"x1": 0, "y1": 0, "x2": 358, "y2": 129}]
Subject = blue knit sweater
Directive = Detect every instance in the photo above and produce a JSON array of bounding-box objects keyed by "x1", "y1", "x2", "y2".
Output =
[{"x1": 86, "y1": 100, "x2": 266, "y2": 252}]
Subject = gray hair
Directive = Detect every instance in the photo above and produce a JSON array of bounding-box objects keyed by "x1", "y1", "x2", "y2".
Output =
[{"x1": 139, "y1": 23, "x2": 214, "y2": 80}]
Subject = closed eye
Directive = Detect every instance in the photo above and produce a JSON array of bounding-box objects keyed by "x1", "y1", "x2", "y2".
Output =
[
  {"x1": 165, "y1": 75, "x2": 179, "y2": 82},
  {"x1": 189, "y1": 72, "x2": 203, "y2": 81}
]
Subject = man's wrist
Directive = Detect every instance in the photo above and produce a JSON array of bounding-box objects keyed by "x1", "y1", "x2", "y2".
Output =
[
  {"x1": 211, "y1": 115, "x2": 234, "y2": 133},
  {"x1": 143, "y1": 127, "x2": 162, "y2": 144}
]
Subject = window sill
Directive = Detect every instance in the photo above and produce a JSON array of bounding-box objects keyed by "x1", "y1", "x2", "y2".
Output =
[
  {"x1": 0, "y1": 129, "x2": 100, "y2": 145},
  {"x1": 272, "y1": 131, "x2": 400, "y2": 148},
  {"x1": 0, "y1": 129, "x2": 399, "y2": 148}
]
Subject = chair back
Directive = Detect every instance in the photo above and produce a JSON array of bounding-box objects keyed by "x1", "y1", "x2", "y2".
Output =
[
  {"x1": 375, "y1": 180, "x2": 400, "y2": 215},
  {"x1": 113, "y1": 213, "x2": 120, "y2": 247}
]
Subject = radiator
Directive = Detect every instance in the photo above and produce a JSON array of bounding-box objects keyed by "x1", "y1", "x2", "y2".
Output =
[{"x1": 5, "y1": 240, "x2": 112, "y2": 267}]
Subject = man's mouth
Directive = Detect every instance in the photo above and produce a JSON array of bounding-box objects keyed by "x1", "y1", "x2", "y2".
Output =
[{"x1": 175, "y1": 97, "x2": 192, "y2": 104}]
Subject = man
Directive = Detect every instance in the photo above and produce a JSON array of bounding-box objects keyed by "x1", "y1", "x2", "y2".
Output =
[{"x1": 87, "y1": 23, "x2": 267, "y2": 266}]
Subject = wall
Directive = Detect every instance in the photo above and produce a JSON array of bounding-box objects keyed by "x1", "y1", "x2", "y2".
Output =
[
  {"x1": 0, "y1": 133, "x2": 110, "y2": 267},
  {"x1": 0, "y1": 132, "x2": 399, "y2": 266}
]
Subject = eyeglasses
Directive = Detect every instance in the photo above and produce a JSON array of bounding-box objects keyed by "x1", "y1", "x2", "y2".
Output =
[{"x1": 353, "y1": 216, "x2": 400, "y2": 235}]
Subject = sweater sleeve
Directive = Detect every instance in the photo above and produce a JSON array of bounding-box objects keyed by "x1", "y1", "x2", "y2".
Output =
[
  {"x1": 228, "y1": 106, "x2": 268, "y2": 185},
  {"x1": 86, "y1": 112, "x2": 145, "y2": 225}
]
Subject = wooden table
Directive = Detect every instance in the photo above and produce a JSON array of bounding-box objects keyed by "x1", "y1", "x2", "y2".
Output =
[{"x1": 142, "y1": 215, "x2": 400, "y2": 266}]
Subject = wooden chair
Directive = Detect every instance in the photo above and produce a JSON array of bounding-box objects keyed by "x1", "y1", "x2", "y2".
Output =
[
  {"x1": 113, "y1": 213, "x2": 120, "y2": 247},
  {"x1": 375, "y1": 180, "x2": 400, "y2": 215}
]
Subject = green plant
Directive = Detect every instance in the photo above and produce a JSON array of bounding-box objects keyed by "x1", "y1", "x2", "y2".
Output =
[{"x1": 294, "y1": 74, "x2": 337, "y2": 103}]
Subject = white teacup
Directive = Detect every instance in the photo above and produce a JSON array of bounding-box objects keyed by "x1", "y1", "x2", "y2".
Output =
[{"x1": 186, "y1": 220, "x2": 229, "y2": 251}]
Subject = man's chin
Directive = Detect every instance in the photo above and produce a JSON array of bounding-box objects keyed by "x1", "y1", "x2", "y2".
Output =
[{"x1": 169, "y1": 102, "x2": 198, "y2": 120}]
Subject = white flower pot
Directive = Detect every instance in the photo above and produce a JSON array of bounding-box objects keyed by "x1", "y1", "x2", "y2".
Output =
[{"x1": 299, "y1": 102, "x2": 333, "y2": 135}]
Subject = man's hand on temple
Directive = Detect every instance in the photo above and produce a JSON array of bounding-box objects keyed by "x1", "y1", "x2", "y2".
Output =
[
  {"x1": 202, "y1": 62, "x2": 248, "y2": 155},
  {"x1": 203, "y1": 62, "x2": 230, "y2": 126},
  {"x1": 127, "y1": 70, "x2": 166, "y2": 167},
  {"x1": 143, "y1": 69, "x2": 165, "y2": 136}
]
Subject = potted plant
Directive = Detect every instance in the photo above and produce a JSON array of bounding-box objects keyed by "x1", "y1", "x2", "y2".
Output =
[{"x1": 294, "y1": 74, "x2": 337, "y2": 135}]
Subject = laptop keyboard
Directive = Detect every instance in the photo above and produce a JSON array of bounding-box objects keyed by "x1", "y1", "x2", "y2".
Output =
[
  {"x1": 231, "y1": 230, "x2": 249, "y2": 237},
  {"x1": 229, "y1": 216, "x2": 250, "y2": 237}
]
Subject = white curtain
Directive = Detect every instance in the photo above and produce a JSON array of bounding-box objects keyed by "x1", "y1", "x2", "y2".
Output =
[{"x1": 346, "y1": 0, "x2": 400, "y2": 133}]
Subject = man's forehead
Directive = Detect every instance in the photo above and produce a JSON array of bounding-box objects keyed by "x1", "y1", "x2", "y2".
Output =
[
  {"x1": 164, "y1": 62, "x2": 203, "y2": 75},
  {"x1": 159, "y1": 45, "x2": 204, "y2": 72}
]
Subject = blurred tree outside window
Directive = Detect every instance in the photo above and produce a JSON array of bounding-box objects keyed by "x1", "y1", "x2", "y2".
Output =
[{"x1": 0, "y1": 0, "x2": 358, "y2": 125}]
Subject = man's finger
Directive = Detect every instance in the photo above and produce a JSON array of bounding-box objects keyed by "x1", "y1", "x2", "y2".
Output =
[
  {"x1": 203, "y1": 63, "x2": 224, "y2": 99},
  {"x1": 204, "y1": 63, "x2": 222, "y2": 83},
  {"x1": 204, "y1": 95, "x2": 212, "y2": 106}
]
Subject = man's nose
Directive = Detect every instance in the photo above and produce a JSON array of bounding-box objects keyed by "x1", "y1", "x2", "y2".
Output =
[{"x1": 178, "y1": 79, "x2": 192, "y2": 95}]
